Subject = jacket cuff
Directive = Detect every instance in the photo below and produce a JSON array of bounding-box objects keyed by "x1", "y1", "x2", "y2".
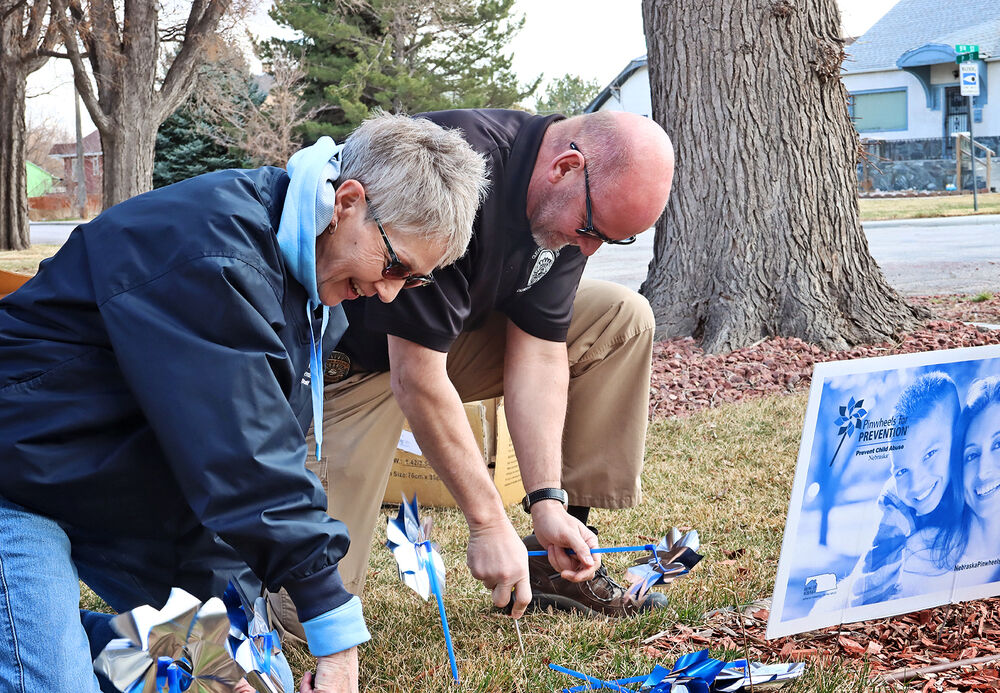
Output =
[
  {"x1": 301, "y1": 596, "x2": 371, "y2": 656},
  {"x1": 283, "y1": 563, "x2": 351, "y2": 621}
]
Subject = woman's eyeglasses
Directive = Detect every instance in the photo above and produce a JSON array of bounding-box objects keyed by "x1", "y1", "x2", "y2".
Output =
[
  {"x1": 569, "y1": 142, "x2": 637, "y2": 246},
  {"x1": 372, "y1": 212, "x2": 435, "y2": 288}
]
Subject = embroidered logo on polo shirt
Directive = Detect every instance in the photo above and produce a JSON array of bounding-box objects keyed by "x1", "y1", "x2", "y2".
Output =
[{"x1": 517, "y1": 248, "x2": 559, "y2": 293}]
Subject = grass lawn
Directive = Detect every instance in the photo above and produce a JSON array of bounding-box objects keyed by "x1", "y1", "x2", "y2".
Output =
[
  {"x1": 859, "y1": 193, "x2": 1000, "y2": 222},
  {"x1": 79, "y1": 394, "x2": 888, "y2": 691},
  {"x1": 0, "y1": 244, "x2": 59, "y2": 275}
]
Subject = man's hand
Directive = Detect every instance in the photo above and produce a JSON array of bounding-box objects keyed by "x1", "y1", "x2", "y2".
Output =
[
  {"x1": 467, "y1": 517, "x2": 532, "y2": 618},
  {"x1": 300, "y1": 647, "x2": 359, "y2": 693},
  {"x1": 531, "y1": 501, "x2": 599, "y2": 582}
]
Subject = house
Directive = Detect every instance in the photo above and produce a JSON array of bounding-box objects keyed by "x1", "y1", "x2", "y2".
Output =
[
  {"x1": 588, "y1": 0, "x2": 999, "y2": 192},
  {"x1": 29, "y1": 130, "x2": 103, "y2": 220},
  {"x1": 842, "y1": 0, "x2": 999, "y2": 191},
  {"x1": 585, "y1": 56, "x2": 651, "y2": 117},
  {"x1": 25, "y1": 160, "x2": 56, "y2": 197},
  {"x1": 49, "y1": 129, "x2": 103, "y2": 197}
]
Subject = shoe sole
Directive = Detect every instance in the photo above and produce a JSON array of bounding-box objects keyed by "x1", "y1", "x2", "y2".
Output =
[{"x1": 528, "y1": 592, "x2": 665, "y2": 618}]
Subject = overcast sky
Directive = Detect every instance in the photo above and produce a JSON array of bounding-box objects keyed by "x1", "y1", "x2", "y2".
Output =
[{"x1": 26, "y1": 0, "x2": 902, "y2": 142}]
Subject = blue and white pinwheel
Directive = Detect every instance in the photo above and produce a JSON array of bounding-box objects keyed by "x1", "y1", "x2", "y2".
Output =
[
  {"x1": 713, "y1": 661, "x2": 806, "y2": 691},
  {"x1": 552, "y1": 649, "x2": 805, "y2": 693},
  {"x1": 624, "y1": 529, "x2": 703, "y2": 604},
  {"x1": 93, "y1": 588, "x2": 244, "y2": 693},
  {"x1": 385, "y1": 495, "x2": 458, "y2": 682},
  {"x1": 222, "y1": 581, "x2": 292, "y2": 693}
]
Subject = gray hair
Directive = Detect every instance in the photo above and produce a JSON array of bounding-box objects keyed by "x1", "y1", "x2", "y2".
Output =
[
  {"x1": 339, "y1": 112, "x2": 488, "y2": 266},
  {"x1": 559, "y1": 111, "x2": 633, "y2": 194}
]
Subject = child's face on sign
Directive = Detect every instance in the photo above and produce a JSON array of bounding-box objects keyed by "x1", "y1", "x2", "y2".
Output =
[
  {"x1": 891, "y1": 402, "x2": 954, "y2": 516},
  {"x1": 962, "y1": 402, "x2": 1000, "y2": 520}
]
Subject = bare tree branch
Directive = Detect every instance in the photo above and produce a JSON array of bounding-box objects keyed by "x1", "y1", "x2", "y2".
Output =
[
  {"x1": 157, "y1": 0, "x2": 231, "y2": 121},
  {"x1": 49, "y1": 0, "x2": 111, "y2": 132}
]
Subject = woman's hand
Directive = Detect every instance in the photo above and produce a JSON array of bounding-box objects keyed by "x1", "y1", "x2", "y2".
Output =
[{"x1": 299, "y1": 647, "x2": 359, "y2": 693}]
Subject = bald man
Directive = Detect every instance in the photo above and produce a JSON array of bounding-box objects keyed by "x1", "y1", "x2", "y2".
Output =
[{"x1": 270, "y1": 108, "x2": 675, "y2": 634}]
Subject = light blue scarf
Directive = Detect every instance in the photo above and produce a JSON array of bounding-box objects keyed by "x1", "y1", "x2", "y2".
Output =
[{"x1": 277, "y1": 136, "x2": 349, "y2": 458}]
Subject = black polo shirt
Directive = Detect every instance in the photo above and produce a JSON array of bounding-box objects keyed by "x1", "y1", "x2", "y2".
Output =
[{"x1": 339, "y1": 109, "x2": 587, "y2": 371}]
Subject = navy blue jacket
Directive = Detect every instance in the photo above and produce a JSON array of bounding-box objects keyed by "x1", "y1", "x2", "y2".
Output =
[{"x1": 0, "y1": 168, "x2": 355, "y2": 629}]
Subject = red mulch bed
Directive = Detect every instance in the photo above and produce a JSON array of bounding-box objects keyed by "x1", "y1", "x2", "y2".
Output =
[
  {"x1": 649, "y1": 320, "x2": 1000, "y2": 421},
  {"x1": 644, "y1": 599, "x2": 1000, "y2": 691},
  {"x1": 646, "y1": 297, "x2": 1000, "y2": 690}
]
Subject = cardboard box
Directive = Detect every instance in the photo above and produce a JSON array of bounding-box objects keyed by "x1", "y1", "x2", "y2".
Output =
[{"x1": 383, "y1": 397, "x2": 525, "y2": 507}]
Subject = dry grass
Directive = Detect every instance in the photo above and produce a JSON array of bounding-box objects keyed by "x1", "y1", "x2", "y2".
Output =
[
  {"x1": 271, "y1": 393, "x2": 887, "y2": 691},
  {"x1": 78, "y1": 391, "x2": 895, "y2": 691},
  {"x1": 859, "y1": 193, "x2": 1000, "y2": 221},
  {"x1": 0, "y1": 244, "x2": 59, "y2": 275}
]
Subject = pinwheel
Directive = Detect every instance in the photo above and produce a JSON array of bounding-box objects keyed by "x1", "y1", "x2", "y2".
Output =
[
  {"x1": 385, "y1": 495, "x2": 458, "y2": 683},
  {"x1": 624, "y1": 529, "x2": 703, "y2": 604},
  {"x1": 94, "y1": 588, "x2": 245, "y2": 693},
  {"x1": 713, "y1": 661, "x2": 805, "y2": 692},
  {"x1": 222, "y1": 581, "x2": 291, "y2": 693},
  {"x1": 551, "y1": 649, "x2": 805, "y2": 693}
]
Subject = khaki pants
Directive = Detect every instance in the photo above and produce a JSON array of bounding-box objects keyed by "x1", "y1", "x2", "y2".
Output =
[{"x1": 268, "y1": 279, "x2": 654, "y2": 639}]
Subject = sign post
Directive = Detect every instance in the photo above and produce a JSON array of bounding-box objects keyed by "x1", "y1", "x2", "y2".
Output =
[{"x1": 957, "y1": 46, "x2": 981, "y2": 211}]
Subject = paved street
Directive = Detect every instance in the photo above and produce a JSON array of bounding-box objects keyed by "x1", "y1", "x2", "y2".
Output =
[
  {"x1": 863, "y1": 215, "x2": 1000, "y2": 295},
  {"x1": 32, "y1": 214, "x2": 1000, "y2": 296},
  {"x1": 30, "y1": 222, "x2": 79, "y2": 245},
  {"x1": 581, "y1": 215, "x2": 1000, "y2": 295}
]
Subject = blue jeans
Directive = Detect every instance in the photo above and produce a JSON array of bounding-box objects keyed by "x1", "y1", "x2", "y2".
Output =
[{"x1": 0, "y1": 495, "x2": 104, "y2": 692}]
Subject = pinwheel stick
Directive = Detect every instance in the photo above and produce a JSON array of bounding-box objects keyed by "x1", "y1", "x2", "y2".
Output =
[
  {"x1": 526, "y1": 544, "x2": 654, "y2": 557},
  {"x1": 548, "y1": 664, "x2": 638, "y2": 693},
  {"x1": 423, "y1": 541, "x2": 459, "y2": 683}
]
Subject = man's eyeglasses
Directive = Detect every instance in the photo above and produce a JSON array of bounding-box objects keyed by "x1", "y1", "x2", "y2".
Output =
[
  {"x1": 569, "y1": 142, "x2": 636, "y2": 246},
  {"x1": 371, "y1": 211, "x2": 435, "y2": 288}
]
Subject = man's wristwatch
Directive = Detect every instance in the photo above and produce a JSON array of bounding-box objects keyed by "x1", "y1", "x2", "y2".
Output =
[{"x1": 521, "y1": 487, "x2": 569, "y2": 513}]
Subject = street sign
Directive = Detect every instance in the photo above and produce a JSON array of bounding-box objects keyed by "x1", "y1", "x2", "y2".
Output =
[
  {"x1": 956, "y1": 44, "x2": 980, "y2": 63},
  {"x1": 961, "y1": 62, "x2": 980, "y2": 96}
]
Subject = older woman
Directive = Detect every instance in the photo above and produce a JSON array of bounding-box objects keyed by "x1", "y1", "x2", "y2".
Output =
[{"x1": 0, "y1": 113, "x2": 487, "y2": 693}]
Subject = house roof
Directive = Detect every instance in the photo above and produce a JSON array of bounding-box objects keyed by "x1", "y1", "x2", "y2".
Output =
[
  {"x1": 844, "y1": 0, "x2": 1000, "y2": 73},
  {"x1": 50, "y1": 130, "x2": 102, "y2": 157},
  {"x1": 584, "y1": 56, "x2": 648, "y2": 113}
]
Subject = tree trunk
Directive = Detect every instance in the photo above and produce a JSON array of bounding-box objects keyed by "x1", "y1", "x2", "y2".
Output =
[
  {"x1": 99, "y1": 117, "x2": 157, "y2": 210},
  {"x1": 0, "y1": 37, "x2": 30, "y2": 251},
  {"x1": 640, "y1": 0, "x2": 924, "y2": 353}
]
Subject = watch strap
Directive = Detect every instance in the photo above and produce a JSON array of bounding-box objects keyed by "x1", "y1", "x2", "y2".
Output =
[{"x1": 521, "y1": 487, "x2": 569, "y2": 513}]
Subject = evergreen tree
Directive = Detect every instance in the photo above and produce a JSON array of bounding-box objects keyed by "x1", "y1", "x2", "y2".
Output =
[
  {"x1": 153, "y1": 48, "x2": 261, "y2": 188},
  {"x1": 154, "y1": 106, "x2": 252, "y2": 187},
  {"x1": 536, "y1": 74, "x2": 603, "y2": 116},
  {"x1": 266, "y1": 0, "x2": 539, "y2": 141}
]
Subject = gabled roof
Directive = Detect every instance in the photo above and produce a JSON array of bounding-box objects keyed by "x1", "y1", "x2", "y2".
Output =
[
  {"x1": 50, "y1": 130, "x2": 102, "y2": 157},
  {"x1": 845, "y1": 0, "x2": 1000, "y2": 73},
  {"x1": 584, "y1": 56, "x2": 647, "y2": 113}
]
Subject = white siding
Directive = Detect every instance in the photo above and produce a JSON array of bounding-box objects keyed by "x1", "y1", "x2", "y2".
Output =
[
  {"x1": 596, "y1": 67, "x2": 652, "y2": 117},
  {"x1": 842, "y1": 63, "x2": 999, "y2": 141}
]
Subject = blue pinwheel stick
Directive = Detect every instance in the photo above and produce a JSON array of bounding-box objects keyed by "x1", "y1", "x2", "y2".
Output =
[
  {"x1": 386, "y1": 496, "x2": 459, "y2": 683},
  {"x1": 422, "y1": 540, "x2": 459, "y2": 683},
  {"x1": 526, "y1": 543, "x2": 654, "y2": 557}
]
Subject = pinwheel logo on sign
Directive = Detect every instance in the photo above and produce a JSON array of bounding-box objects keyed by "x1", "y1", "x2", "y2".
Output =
[{"x1": 829, "y1": 396, "x2": 867, "y2": 466}]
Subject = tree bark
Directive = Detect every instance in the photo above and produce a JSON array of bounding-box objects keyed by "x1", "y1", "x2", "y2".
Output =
[
  {"x1": 640, "y1": 0, "x2": 924, "y2": 353},
  {"x1": 0, "y1": 55, "x2": 31, "y2": 251},
  {"x1": 52, "y1": 0, "x2": 231, "y2": 209},
  {"x1": 0, "y1": 0, "x2": 57, "y2": 251}
]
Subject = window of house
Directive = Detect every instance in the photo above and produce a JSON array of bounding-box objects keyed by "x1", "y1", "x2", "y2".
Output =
[{"x1": 849, "y1": 89, "x2": 907, "y2": 132}]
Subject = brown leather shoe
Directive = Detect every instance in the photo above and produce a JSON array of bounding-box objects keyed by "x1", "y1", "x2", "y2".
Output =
[{"x1": 523, "y1": 534, "x2": 670, "y2": 617}]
